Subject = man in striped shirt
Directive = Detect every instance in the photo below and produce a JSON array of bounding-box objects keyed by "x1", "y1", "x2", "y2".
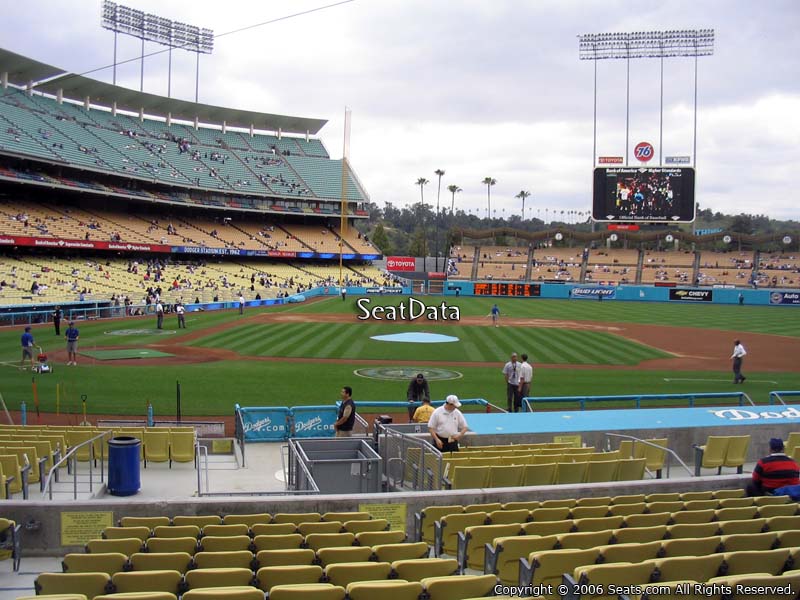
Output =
[{"x1": 748, "y1": 438, "x2": 799, "y2": 496}]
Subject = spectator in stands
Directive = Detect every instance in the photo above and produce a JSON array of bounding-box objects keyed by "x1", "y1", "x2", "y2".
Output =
[
  {"x1": 413, "y1": 397, "x2": 435, "y2": 424},
  {"x1": 748, "y1": 438, "x2": 800, "y2": 496},
  {"x1": 406, "y1": 373, "x2": 431, "y2": 421},
  {"x1": 428, "y1": 395, "x2": 468, "y2": 452}
]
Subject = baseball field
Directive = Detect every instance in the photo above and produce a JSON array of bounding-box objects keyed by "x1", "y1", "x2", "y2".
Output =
[{"x1": 1, "y1": 295, "x2": 799, "y2": 419}]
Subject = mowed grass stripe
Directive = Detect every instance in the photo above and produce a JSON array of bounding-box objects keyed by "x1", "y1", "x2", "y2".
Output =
[
  {"x1": 248, "y1": 322, "x2": 298, "y2": 355},
  {"x1": 285, "y1": 322, "x2": 345, "y2": 357},
  {"x1": 545, "y1": 328, "x2": 600, "y2": 365},
  {"x1": 265, "y1": 322, "x2": 330, "y2": 356},
  {"x1": 464, "y1": 327, "x2": 502, "y2": 363},
  {"x1": 315, "y1": 323, "x2": 361, "y2": 358},
  {"x1": 221, "y1": 322, "x2": 290, "y2": 353},
  {"x1": 557, "y1": 329, "x2": 632, "y2": 365}
]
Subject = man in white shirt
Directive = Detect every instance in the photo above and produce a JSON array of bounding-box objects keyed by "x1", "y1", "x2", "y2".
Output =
[
  {"x1": 239, "y1": 294, "x2": 245, "y2": 315},
  {"x1": 176, "y1": 302, "x2": 186, "y2": 329},
  {"x1": 428, "y1": 395, "x2": 469, "y2": 453},
  {"x1": 731, "y1": 340, "x2": 747, "y2": 384},
  {"x1": 518, "y1": 353, "x2": 534, "y2": 407},
  {"x1": 155, "y1": 301, "x2": 164, "y2": 330},
  {"x1": 502, "y1": 352, "x2": 521, "y2": 412}
]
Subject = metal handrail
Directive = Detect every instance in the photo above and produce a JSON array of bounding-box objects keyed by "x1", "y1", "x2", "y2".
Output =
[
  {"x1": 377, "y1": 421, "x2": 442, "y2": 491},
  {"x1": 286, "y1": 438, "x2": 320, "y2": 494},
  {"x1": 196, "y1": 442, "x2": 209, "y2": 495},
  {"x1": 605, "y1": 432, "x2": 695, "y2": 478},
  {"x1": 234, "y1": 409, "x2": 246, "y2": 468},
  {"x1": 42, "y1": 429, "x2": 112, "y2": 500},
  {"x1": 353, "y1": 413, "x2": 369, "y2": 436}
]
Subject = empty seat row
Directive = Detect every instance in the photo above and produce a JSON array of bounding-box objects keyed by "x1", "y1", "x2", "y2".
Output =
[
  {"x1": 428, "y1": 507, "x2": 800, "y2": 554},
  {"x1": 106, "y1": 519, "x2": 391, "y2": 540},
  {"x1": 88, "y1": 530, "x2": 407, "y2": 555},
  {"x1": 117, "y1": 512, "x2": 373, "y2": 528},
  {"x1": 35, "y1": 564, "x2": 504, "y2": 599},
  {"x1": 487, "y1": 524, "x2": 800, "y2": 585},
  {"x1": 28, "y1": 574, "x2": 523, "y2": 600}
]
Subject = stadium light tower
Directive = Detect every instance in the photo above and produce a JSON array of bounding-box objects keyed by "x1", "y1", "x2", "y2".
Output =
[
  {"x1": 102, "y1": 0, "x2": 214, "y2": 101},
  {"x1": 578, "y1": 29, "x2": 714, "y2": 166}
]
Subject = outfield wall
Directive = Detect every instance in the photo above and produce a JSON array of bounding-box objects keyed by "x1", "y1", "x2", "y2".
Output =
[{"x1": 444, "y1": 281, "x2": 799, "y2": 306}]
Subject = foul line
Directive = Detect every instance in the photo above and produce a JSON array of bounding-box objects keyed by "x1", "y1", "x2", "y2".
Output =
[{"x1": 663, "y1": 377, "x2": 779, "y2": 384}]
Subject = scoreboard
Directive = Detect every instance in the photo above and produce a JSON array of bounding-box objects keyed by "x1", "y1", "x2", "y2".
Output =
[
  {"x1": 592, "y1": 167, "x2": 696, "y2": 223},
  {"x1": 474, "y1": 283, "x2": 541, "y2": 297}
]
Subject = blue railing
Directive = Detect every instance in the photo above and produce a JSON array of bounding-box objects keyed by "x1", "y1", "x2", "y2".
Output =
[
  {"x1": 522, "y1": 392, "x2": 754, "y2": 411},
  {"x1": 769, "y1": 391, "x2": 800, "y2": 406}
]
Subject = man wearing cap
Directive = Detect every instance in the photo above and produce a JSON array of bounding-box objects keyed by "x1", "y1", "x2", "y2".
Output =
[
  {"x1": 20, "y1": 326, "x2": 37, "y2": 370},
  {"x1": 407, "y1": 373, "x2": 431, "y2": 421},
  {"x1": 428, "y1": 395, "x2": 469, "y2": 453},
  {"x1": 748, "y1": 438, "x2": 800, "y2": 496},
  {"x1": 65, "y1": 321, "x2": 80, "y2": 366}
]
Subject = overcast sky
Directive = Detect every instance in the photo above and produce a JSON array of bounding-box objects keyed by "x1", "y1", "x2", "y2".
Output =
[{"x1": 2, "y1": 0, "x2": 799, "y2": 220}]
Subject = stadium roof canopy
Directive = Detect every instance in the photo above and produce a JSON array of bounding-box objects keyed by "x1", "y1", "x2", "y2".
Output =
[{"x1": 0, "y1": 47, "x2": 327, "y2": 135}]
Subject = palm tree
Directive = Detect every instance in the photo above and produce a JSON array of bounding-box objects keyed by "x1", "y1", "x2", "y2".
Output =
[
  {"x1": 482, "y1": 177, "x2": 496, "y2": 218},
  {"x1": 415, "y1": 177, "x2": 429, "y2": 269},
  {"x1": 433, "y1": 169, "x2": 445, "y2": 270},
  {"x1": 447, "y1": 184, "x2": 462, "y2": 214},
  {"x1": 515, "y1": 190, "x2": 531, "y2": 220}
]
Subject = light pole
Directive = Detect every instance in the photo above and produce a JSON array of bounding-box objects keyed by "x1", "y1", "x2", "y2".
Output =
[
  {"x1": 434, "y1": 169, "x2": 445, "y2": 271},
  {"x1": 577, "y1": 29, "x2": 714, "y2": 167}
]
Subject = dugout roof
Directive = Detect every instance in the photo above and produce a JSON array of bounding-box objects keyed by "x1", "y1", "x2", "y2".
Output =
[{"x1": 0, "y1": 47, "x2": 327, "y2": 135}]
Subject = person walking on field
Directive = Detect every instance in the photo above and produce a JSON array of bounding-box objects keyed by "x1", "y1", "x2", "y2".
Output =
[
  {"x1": 239, "y1": 293, "x2": 245, "y2": 315},
  {"x1": 176, "y1": 302, "x2": 186, "y2": 329},
  {"x1": 65, "y1": 321, "x2": 80, "y2": 366},
  {"x1": 490, "y1": 303, "x2": 500, "y2": 327},
  {"x1": 52, "y1": 306, "x2": 63, "y2": 336},
  {"x1": 731, "y1": 339, "x2": 747, "y2": 384},
  {"x1": 155, "y1": 300, "x2": 164, "y2": 330}
]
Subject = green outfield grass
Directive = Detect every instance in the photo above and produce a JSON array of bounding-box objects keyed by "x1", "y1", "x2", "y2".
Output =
[
  {"x1": 0, "y1": 296, "x2": 797, "y2": 417},
  {"x1": 301, "y1": 296, "x2": 800, "y2": 337},
  {"x1": 190, "y1": 322, "x2": 670, "y2": 365}
]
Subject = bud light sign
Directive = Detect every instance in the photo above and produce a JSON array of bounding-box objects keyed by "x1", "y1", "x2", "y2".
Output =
[
  {"x1": 634, "y1": 142, "x2": 654, "y2": 162},
  {"x1": 290, "y1": 406, "x2": 339, "y2": 437}
]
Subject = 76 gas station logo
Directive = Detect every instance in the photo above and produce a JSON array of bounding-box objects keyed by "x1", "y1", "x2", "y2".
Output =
[{"x1": 634, "y1": 142, "x2": 654, "y2": 162}]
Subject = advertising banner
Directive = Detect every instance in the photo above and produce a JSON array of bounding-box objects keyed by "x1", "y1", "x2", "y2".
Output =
[
  {"x1": 665, "y1": 156, "x2": 691, "y2": 164},
  {"x1": 386, "y1": 256, "x2": 416, "y2": 271},
  {"x1": 237, "y1": 407, "x2": 290, "y2": 441},
  {"x1": 669, "y1": 288, "x2": 713, "y2": 302},
  {"x1": 770, "y1": 291, "x2": 800, "y2": 305},
  {"x1": 0, "y1": 235, "x2": 170, "y2": 253},
  {"x1": 598, "y1": 157, "x2": 624, "y2": 164},
  {"x1": 365, "y1": 287, "x2": 404, "y2": 295},
  {"x1": 571, "y1": 287, "x2": 617, "y2": 299},
  {"x1": 290, "y1": 406, "x2": 339, "y2": 438}
]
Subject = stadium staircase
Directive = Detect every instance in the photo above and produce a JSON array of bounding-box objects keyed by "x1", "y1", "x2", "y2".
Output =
[
  {"x1": 524, "y1": 246, "x2": 534, "y2": 280},
  {"x1": 635, "y1": 249, "x2": 645, "y2": 284},
  {"x1": 579, "y1": 249, "x2": 589, "y2": 283},
  {"x1": 470, "y1": 247, "x2": 479, "y2": 279},
  {"x1": 691, "y1": 252, "x2": 701, "y2": 284},
  {"x1": 752, "y1": 249, "x2": 761, "y2": 283}
]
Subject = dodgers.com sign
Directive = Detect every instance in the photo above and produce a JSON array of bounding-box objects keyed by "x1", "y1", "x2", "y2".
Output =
[
  {"x1": 386, "y1": 256, "x2": 416, "y2": 272},
  {"x1": 237, "y1": 407, "x2": 290, "y2": 441},
  {"x1": 290, "y1": 406, "x2": 338, "y2": 438}
]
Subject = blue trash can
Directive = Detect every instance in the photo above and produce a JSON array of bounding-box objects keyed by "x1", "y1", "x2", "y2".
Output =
[{"x1": 108, "y1": 436, "x2": 141, "y2": 496}]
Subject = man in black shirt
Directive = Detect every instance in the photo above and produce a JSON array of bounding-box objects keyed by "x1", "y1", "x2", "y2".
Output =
[
  {"x1": 334, "y1": 386, "x2": 356, "y2": 437},
  {"x1": 52, "y1": 306, "x2": 63, "y2": 336},
  {"x1": 406, "y1": 373, "x2": 431, "y2": 421}
]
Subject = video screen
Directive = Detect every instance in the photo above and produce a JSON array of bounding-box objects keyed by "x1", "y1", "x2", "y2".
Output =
[{"x1": 592, "y1": 167, "x2": 695, "y2": 222}]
